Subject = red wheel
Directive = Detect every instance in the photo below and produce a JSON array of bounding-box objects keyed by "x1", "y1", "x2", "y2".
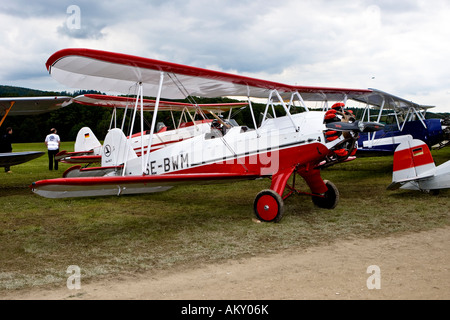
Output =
[{"x1": 254, "y1": 189, "x2": 284, "y2": 223}]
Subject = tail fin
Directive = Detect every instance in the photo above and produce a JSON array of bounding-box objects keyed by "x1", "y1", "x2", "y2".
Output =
[
  {"x1": 101, "y1": 128, "x2": 137, "y2": 167},
  {"x1": 75, "y1": 127, "x2": 102, "y2": 155},
  {"x1": 390, "y1": 138, "x2": 435, "y2": 188}
]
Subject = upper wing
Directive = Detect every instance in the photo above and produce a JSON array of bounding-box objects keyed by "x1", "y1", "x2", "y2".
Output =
[
  {"x1": 351, "y1": 88, "x2": 435, "y2": 112},
  {"x1": 73, "y1": 94, "x2": 248, "y2": 112},
  {"x1": 46, "y1": 48, "x2": 372, "y2": 100},
  {"x1": 0, "y1": 96, "x2": 72, "y2": 116}
]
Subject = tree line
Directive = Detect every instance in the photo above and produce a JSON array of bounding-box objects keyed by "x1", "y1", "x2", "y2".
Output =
[
  {"x1": 1, "y1": 85, "x2": 449, "y2": 144},
  {"x1": 1, "y1": 85, "x2": 264, "y2": 144}
]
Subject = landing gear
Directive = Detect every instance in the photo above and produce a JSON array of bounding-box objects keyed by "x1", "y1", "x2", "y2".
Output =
[
  {"x1": 254, "y1": 173, "x2": 339, "y2": 222},
  {"x1": 311, "y1": 180, "x2": 339, "y2": 209},
  {"x1": 253, "y1": 189, "x2": 284, "y2": 223}
]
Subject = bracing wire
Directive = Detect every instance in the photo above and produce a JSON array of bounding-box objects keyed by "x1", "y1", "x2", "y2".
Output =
[{"x1": 166, "y1": 73, "x2": 197, "y2": 106}]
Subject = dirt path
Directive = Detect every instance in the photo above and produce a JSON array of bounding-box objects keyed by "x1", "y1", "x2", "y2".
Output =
[{"x1": 2, "y1": 227, "x2": 449, "y2": 300}]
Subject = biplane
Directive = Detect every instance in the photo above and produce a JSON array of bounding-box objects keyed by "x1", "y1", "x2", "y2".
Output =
[
  {"x1": 31, "y1": 48, "x2": 383, "y2": 222},
  {"x1": 387, "y1": 137, "x2": 450, "y2": 194},
  {"x1": 350, "y1": 88, "x2": 448, "y2": 154},
  {"x1": 55, "y1": 94, "x2": 247, "y2": 167},
  {"x1": 0, "y1": 96, "x2": 72, "y2": 168}
]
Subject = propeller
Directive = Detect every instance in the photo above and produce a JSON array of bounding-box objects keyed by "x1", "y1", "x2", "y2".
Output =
[{"x1": 326, "y1": 120, "x2": 384, "y2": 133}]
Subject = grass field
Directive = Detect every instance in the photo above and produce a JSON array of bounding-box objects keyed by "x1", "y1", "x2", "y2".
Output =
[{"x1": 0, "y1": 141, "x2": 449, "y2": 292}]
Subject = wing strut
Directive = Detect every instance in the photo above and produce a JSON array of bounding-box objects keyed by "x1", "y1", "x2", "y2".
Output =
[
  {"x1": 122, "y1": 84, "x2": 143, "y2": 176},
  {"x1": 0, "y1": 101, "x2": 15, "y2": 128},
  {"x1": 139, "y1": 83, "x2": 145, "y2": 172},
  {"x1": 108, "y1": 107, "x2": 118, "y2": 130},
  {"x1": 120, "y1": 98, "x2": 132, "y2": 132},
  {"x1": 370, "y1": 98, "x2": 386, "y2": 146},
  {"x1": 289, "y1": 91, "x2": 309, "y2": 112},
  {"x1": 143, "y1": 72, "x2": 165, "y2": 174},
  {"x1": 411, "y1": 106, "x2": 427, "y2": 129},
  {"x1": 272, "y1": 90, "x2": 299, "y2": 132},
  {"x1": 262, "y1": 90, "x2": 300, "y2": 132},
  {"x1": 246, "y1": 85, "x2": 260, "y2": 137}
]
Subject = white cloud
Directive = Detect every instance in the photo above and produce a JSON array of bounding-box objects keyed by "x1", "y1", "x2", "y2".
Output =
[{"x1": 0, "y1": 0, "x2": 449, "y2": 112}]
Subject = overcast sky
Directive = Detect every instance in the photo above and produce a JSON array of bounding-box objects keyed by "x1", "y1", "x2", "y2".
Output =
[{"x1": 1, "y1": 0, "x2": 449, "y2": 112}]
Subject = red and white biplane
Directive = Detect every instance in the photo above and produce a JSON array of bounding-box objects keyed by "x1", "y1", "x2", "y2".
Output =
[{"x1": 31, "y1": 48, "x2": 383, "y2": 222}]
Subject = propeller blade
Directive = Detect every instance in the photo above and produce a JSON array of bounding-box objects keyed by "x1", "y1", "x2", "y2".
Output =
[
  {"x1": 326, "y1": 120, "x2": 384, "y2": 133},
  {"x1": 360, "y1": 121, "x2": 385, "y2": 133}
]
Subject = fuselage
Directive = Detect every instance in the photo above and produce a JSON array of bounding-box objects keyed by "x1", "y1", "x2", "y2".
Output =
[
  {"x1": 123, "y1": 111, "x2": 339, "y2": 177},
  {"x1": 129, "y1": 120, "x2": 213, "y2": 156},
  {"x1": 358, "y1": 118, "x2": 444, "y2": 153}
]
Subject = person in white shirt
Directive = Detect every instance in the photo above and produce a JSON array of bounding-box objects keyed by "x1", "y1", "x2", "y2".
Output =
[{"x1": 45, "y1": 128, "x2": 60, "y2": 170}]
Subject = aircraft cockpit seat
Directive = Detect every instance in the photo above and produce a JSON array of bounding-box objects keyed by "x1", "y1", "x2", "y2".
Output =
[
  {"x1": 156, "y1": 122, "x2": 167, "y2": 133},
  {"x1": 210, "y1": 118, "x2": 227, "y2": 135}
]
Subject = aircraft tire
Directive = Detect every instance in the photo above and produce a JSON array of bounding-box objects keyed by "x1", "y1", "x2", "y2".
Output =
[
  {"x1": 311, "y1": 180, "x2": 339, "y2": 209},
  {"x1": 254, "y1": 189, "x2": 284, "y2": 223}
]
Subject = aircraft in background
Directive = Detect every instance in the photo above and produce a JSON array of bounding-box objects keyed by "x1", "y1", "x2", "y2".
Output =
[
  {"x1": 31, "y1": 48, "x2": 384, "y2": 222},
  {"x1": 351, "y1": 88, "x2": 449, "y2": 154},
  {"x1": 55, "y1": 93, "x2": 247, "y2": 168},
  {"x1": 387, "y1": 137, "x2": 450, "y2": 194},
  {"x1": 0, "y1": 96, "x2": 72, "y2": 169}
]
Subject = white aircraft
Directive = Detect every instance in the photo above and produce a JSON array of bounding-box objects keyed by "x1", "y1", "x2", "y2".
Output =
[
  {"x1": 31, "y1": 48, "x2": 383, "y2": 222},
  {"x1": 387, "y1": 137, "x2": 450, "y2": 194},
  {"x1": 55, "y1": 94, "x2": 247, "y2": 166}
]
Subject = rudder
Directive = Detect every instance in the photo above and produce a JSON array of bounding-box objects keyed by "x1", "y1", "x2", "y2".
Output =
[
  {"x1": 75, "y1": 127, "x2": 102, "y2": 155},
  {"x1": 392, "y1": 138, "x2": 435, "y2": 183},
  {"x1": 102, "y1": 128, "x2": 137, "y2": 167}
]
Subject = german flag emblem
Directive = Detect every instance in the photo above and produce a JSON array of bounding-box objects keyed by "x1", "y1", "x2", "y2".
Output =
[{"x1": 412, "y1": 147, "x2": 423, "y2": 157}]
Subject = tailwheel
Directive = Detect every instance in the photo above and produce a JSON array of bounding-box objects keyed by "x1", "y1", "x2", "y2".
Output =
[
  {"x1": 311, "y1": 180, "x2": 339, "y2": 209},
  {"x1": 254, "y1": 189, "x2": 284, "y2": 223}
]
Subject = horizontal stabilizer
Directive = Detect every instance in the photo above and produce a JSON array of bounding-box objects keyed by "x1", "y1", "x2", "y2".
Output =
[
  {"x1": 55, "y1": 150, "x2": 101, "y2": 164},
  {"x1": 63, "y1": 165, "x2": 123, "y2": 178},
  {"x1": 386, "y1": 181, "x2": 402, "y2": 190},
  {"x1": 387, "y1": 171, "x2": 435, "y2": 190},
  {"x1": 362, "y1": 134, "x2": 413, "y2": 149}
]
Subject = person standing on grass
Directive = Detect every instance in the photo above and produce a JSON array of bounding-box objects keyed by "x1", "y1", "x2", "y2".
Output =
[
  {"x1": 45, "y1": 128, "x2": 60, "y2": 170},
  {"x1": 0, "y1": 127, "x2": 13, "y2": 173}
]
